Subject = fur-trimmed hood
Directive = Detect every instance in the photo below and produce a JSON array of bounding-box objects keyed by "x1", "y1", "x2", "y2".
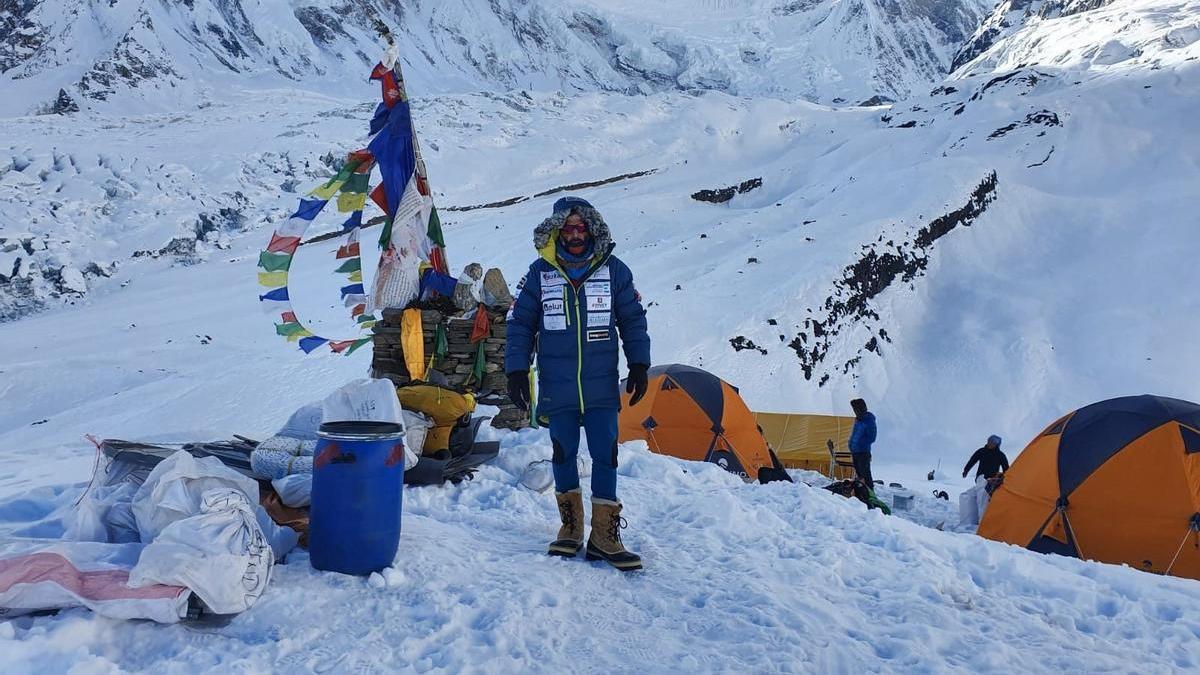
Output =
[{"x1": 533, "y1": 204, "x2": 614, "y2": 264}]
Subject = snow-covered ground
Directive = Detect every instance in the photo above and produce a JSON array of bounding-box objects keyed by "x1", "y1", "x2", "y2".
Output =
[{"x1": 4, "y1": 0, "x2": 1200, "y2": 669}]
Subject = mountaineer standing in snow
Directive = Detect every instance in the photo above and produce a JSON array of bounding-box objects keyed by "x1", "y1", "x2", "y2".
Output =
[
  {"x1": 962, "y1": 435, "x2": 1009, "y2": 519},
  {"x1": 848, "y1": 398, "x2": 877, "y2": 489},
  {"x1": 505, "y1": 196, "x2": 651, "y2": 572},
  {"x1": 962, "y1": 435, "x2": 1009, "y2": 480}
]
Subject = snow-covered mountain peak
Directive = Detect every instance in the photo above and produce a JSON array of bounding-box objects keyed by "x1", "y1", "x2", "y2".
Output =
[{"x1": 0, "y1": 0, "x2": 992, "y2": 116}]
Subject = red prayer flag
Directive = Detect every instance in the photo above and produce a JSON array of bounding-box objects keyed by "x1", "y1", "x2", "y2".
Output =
[
  {"x1": 351, "y1": 303, "x2": 365, "y2": 318},
  {"x1": 416, "y1": 175, "x2": 430, "y2": 197},
  {"x1": 336, "y1": 242, "x2": 361, "y2": 259},
  {"x1": 348, "y1": 149, "x2": 375, "y2": 173},
  {"x1": 428, "y1": 246, "x2": 447, "y2": 275},
  {"x1": 328, "y1": 340, "x2": 355, "y2": 353},
  {"x1": 470, "y1": 304, "x2": 491, "y2": 343},
  {"x1": 281, "y1": 311, "x2": 298, "y2": 324},
  {"x1": 370, "y1": 183, "x2": 389, "y2": 215},
  {"x1": 267, "y1": 233, "x2": 301, "y2": 255},
  {"x1": 381, "y1": 71, "x2": 401, "y2": 108}
]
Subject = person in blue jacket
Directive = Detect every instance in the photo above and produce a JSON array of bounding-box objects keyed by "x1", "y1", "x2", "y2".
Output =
[
  {"x1": 505, "y1": 196, "x2": 650, "y2": 571},
  {"x1": 848, "y1": 398, "x2": 877, "y2": 490}
]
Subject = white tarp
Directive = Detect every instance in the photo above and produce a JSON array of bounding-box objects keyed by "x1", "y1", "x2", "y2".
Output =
[
  {"x1": 1, "y1": 451, "x2": 296, "y2": 622},
  {"x1": 0, "y1": 540, "x2": 190, "y2": 623}
]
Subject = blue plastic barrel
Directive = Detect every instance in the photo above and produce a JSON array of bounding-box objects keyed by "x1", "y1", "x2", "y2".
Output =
[{"x1": 309, "y1": 421, "x2": 407, "y2": 575}]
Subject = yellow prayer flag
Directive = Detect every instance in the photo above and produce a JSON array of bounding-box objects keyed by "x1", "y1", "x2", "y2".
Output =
[
  {"x1": 337, "y1": 191, "x2": 368, "y2": 213},
  {"x1": 258, "y1": 271, "x2": 288, "y2": 288},
  {"x1": 309, "y1": 178, "x2": 347, "y2": 200}
]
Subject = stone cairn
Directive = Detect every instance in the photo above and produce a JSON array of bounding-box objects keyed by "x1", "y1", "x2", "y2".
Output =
[{"x1": 370, "y1": 266, "x2": 528, "y2": 430}]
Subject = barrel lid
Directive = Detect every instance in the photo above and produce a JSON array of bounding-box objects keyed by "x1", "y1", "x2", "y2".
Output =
[{"x1": 317, "y1": 420, "x2": 406, "y2": 441}]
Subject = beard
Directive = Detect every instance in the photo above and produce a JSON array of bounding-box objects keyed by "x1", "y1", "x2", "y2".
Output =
[{"x1": 562, "y1": 236, "x2": 589, "y2": 255}]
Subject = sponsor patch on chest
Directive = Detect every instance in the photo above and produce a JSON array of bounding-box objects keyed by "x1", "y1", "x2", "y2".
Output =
[
  {"x1": 542, "y1": 298, "x2": 565, "y2": 316},
  {"x1": 540, "y1": 271, "x2": 565, "y2": 287},
  {"x1": 587, "y1": 312, "x2": 610, "y2": 327},
  {"x1": 586, "y1": 328, "x2": 611, "y2": 342},
  {"x1": 585, "y1": 281, "x2": 610, "y2": 297},
  {"x1": 586, "y1": 294, "x2": 611, "y2": 312},
  {"x1": 544, "y1": 315, "x2": 567, "y2": 331}
]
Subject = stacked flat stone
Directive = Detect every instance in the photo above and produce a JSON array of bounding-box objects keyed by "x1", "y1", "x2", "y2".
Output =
[{"x1": 371, "y1": 306, "x2": 528, "y2": 430}]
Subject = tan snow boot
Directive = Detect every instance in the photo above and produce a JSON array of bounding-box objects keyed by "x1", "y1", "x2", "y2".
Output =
[
  {"x1": 585, "y1": 498, "x2": 643, "y2": 571},
  {"x1": 548, "y1": 489, "x2": 584, "y2": 557}
]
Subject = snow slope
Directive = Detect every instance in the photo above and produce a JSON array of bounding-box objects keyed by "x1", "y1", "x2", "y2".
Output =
[{"x1": 1, "y1": 258, "x2": 1199, "y2": 670}]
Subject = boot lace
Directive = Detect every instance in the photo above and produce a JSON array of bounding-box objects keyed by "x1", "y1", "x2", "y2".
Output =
[
  {"x1": 607, "y1": 512, "x2": 628, "y2": 544},
  {"x1": 559, "y1": 499, "x2": 578, "y2": 532}
]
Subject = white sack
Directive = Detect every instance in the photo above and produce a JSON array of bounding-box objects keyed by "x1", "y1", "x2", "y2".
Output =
[
  {"x1": 975, "y1": 475, "x2": 992, "y2": 520},
  {"x1": 959, "y1": 484, "x2": 981, "y2": 527},
  {"x1": 132, "y1": 452, "x2": 261, "y2": 543},
  {"x1": 127, "y1": 452, "x2": 288, "y2": 615},
  {"x1": 271, "y1": 474, "x2": 312, "y2": 508},
  {"x1": 277, "y1": 401, "x2": 324, "y2": 441},
  {"x1": 322, "y1": 378, "x2": 405, "y2": 426},
  {"x1": 130, "y1": 488, "x2": 273, "y2": 615}
]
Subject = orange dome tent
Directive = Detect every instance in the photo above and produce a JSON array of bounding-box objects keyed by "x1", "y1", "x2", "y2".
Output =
[
  {"x1": 618, "y1": 364, "x2": 790, "y2": 483},
  {"x1": 979, "y1": 394, "x2": 1200, "y2": 579}
]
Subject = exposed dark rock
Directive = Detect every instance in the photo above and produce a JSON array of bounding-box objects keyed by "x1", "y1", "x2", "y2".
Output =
[
  {"x1": 730, "y1": 336, "x2": 768, "y2": 355},
  {"x1": 691, "y1": 178, "x2": 763, "y2": 204},
  {"x1": 444, "y1": 195, "x2": 530, "y2": 213},
  {"x1": 78, "y1": 11, "x2": 180, "y2": 101},
  {"x1": 788, "y1": 172, "x2": 999, "y2": 383},
  {"x1": 988, "y1": 110, "x2": 1062, "y2": 139},
  {"x1": 532, "y1": 169, "x2": 657, "y2": 198},
  {"x1": 858, "y1": 95, "x2": 894, "y2": 106},
  {"x1": 48, "y1": 89, "x2": 80, "y2": 114}
]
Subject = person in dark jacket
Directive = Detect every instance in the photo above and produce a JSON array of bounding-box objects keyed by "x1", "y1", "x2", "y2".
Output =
[
  {"x1": 848, "y1": 398, "x2": 877, "y2": 489},
  {"x1": 505, "y1": 196, "x2": 650, "y2": 571},
  {"x1": 962, "y1": 435, "x2": 1009, "y2": 479}
]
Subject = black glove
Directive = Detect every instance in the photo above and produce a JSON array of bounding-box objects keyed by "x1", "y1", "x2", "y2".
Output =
[
  {"x1": 507, "y1": 370, "x2": 530, "y2": 410},
  {"x1": 626, "y1": 363, "x2": 649, "y2": 406}
]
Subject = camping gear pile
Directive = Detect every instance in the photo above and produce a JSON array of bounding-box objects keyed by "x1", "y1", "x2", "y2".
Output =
[
  {"x1": 0, "y1": 377, "x2": 502, "y2": 623},
  {"x1": 369, "y1": 293, "x2": 526, "y2": 431},
  {"x1": 0, "y1": 450, "x2": 296, "y2": 623},
  {"x1": 979, "y1": 394, "x2": 1200, "y2": 580},
  {"x1": 823, "y1": 478, "x2": 892, "y2": 514},
  {"x1": 617, "y1": 364, "x2": 792, "y2": 484}
]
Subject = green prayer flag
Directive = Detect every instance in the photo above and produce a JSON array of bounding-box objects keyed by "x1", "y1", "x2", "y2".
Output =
[
  {"x1": 335, "y1": 258, "x2": 362, "y2": 274},
  {"x1": 345, "y1": 337, "x2": 371, "y2": 356},
  {"x1": 378, "y1": 217, "x2": 394, "y2": 250},
  {"x1": 342, "y1": 172, "x2": 370, "y2": 194},
  {"x1": 258, "y1": 251, "x2": 292, "y2": 272},
  {"x1": 275, "y1": 322, "x2": 307, "y2": 337},
  {"x1": 427, "y1": 207, "x2": 446, "y2": 247},
  {"x1": 434, "y1": 323, "x2": 449, "y2": 360},
  {"x1": 466, "y1": 341, "x2": 486, "y2": 386}
]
